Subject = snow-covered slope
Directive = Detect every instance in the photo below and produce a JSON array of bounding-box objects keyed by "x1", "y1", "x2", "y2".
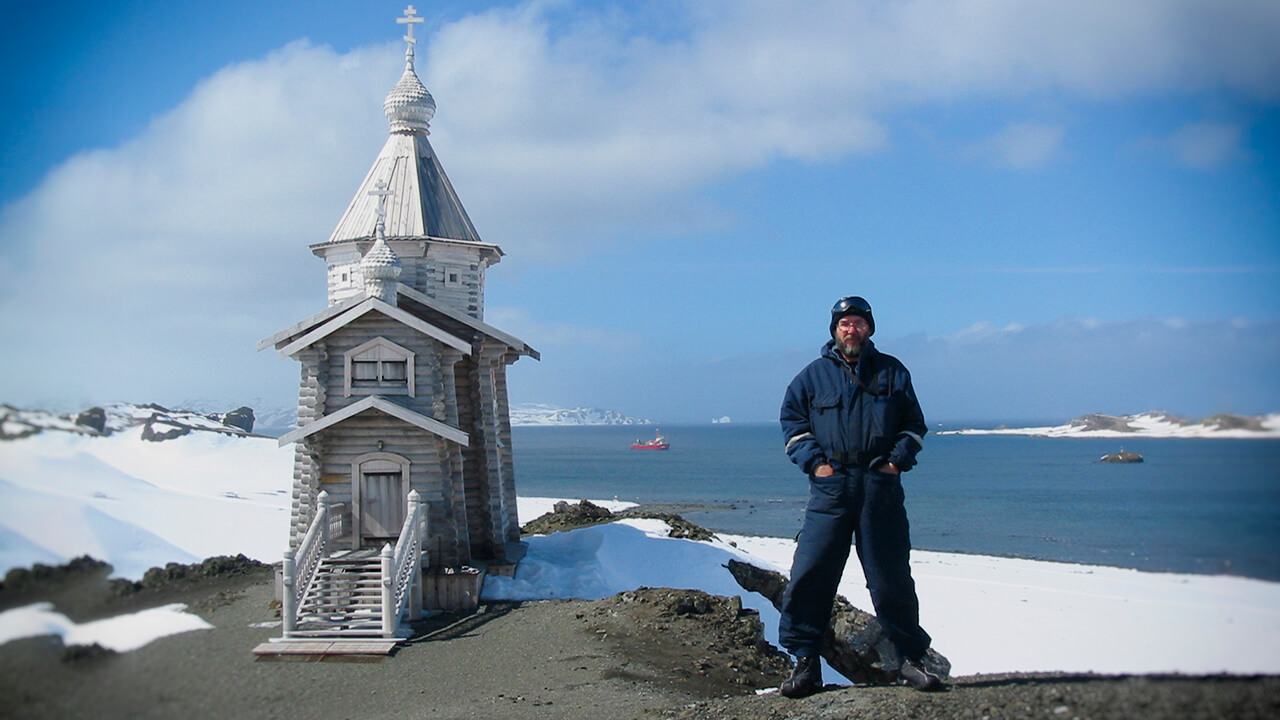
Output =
[
  {"x1": 0, "y1": 420, "x2": 292, "y2": 579},
  {"x1": 510, "y1": 403, "x2": 654, "y2": 426},
  {"x1": 943, "y1": 410, "x2": 1280, "y2": 438}
]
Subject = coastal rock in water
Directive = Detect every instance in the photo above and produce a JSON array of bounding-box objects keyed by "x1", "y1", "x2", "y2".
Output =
[
  {"x1": 522, "y1": 500, "x2": 616, "y2": 534},
  {"x1": 1100, "y1": 450, "x2": 1144, "y2": 463},
  {"x1": 725, "y1": 559, "x2": 951, "y2": 686}
]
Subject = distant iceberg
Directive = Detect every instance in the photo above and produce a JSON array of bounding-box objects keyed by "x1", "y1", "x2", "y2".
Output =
[{"x1": 711, "y1": 416, "x2": 731, "y2": 424}]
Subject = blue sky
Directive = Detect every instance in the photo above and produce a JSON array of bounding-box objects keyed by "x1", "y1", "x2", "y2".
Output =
[{"x1": 1, "y1": 0, "x2": 1277, "y2": 424}]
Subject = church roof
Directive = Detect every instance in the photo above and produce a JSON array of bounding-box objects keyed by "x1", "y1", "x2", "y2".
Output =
[
  {"x1": 319, "y1": 132, "x2": 494, "y2": 250},
  {"x1": 316, "y1": 20, "x2": 497, "y2": 260}
]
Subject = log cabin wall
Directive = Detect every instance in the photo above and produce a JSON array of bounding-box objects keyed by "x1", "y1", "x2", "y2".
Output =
[
  {"x1": 313, "y1": 414, "x2": 445, "y2": 539},
  {"x1": 290, "y1": 344, "x2": 327, "y2": 546}
]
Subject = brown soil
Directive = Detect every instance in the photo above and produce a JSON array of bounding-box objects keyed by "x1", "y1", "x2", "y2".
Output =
[{"x1": 1, "y1": 549, "x2": 1277, "y2": 719}]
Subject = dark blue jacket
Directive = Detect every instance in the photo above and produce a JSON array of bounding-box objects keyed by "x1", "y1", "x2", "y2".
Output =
[{"x1": 780, "y1": 339, "x2": 927, "y2": 475}]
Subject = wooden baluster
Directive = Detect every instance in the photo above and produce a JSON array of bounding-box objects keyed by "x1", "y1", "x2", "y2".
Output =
[{"x1": 380, "y1": 542, "x2": 395, "y2": 637}]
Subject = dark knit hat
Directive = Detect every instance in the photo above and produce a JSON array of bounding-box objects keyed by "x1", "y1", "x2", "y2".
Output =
[{"x1": 829, "y1": 296, "x2": 875, "y2": 337}]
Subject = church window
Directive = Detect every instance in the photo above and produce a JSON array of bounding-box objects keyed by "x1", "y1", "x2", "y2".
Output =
[
  {"x1": 344, "y1": 337, "x2": 416, "y2": 397},
  {"x1": 444, "y1": 266, "x2": 463, "y2": 288}
]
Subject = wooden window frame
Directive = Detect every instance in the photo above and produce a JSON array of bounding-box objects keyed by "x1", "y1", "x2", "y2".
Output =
[{"x1": 343, "y1": 337, "x2": 416, "y2": 397}]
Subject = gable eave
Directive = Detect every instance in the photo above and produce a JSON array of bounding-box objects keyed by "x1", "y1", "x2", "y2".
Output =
[
  {"x1": 278, "y1": 395, "x2": 469, "y2": 447},
  {"x1": 276, "y1": 296, "x2": 472, "y2": 358},
  {"x1": 258, "y1": 294, "x2": 367, "y2": 352}
]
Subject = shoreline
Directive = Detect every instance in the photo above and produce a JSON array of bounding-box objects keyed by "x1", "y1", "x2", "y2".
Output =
[{"x1": 607, "y1": 499, "x2": 1280, "y2": 584}]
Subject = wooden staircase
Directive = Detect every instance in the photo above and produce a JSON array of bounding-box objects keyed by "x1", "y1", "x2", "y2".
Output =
[{"x1": 291, "y1": 552, "x2": 389, "y2": 637}]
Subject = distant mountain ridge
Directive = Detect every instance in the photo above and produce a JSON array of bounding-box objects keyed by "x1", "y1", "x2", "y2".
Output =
[
  {"x1": 943, "y1": 410, "x2": 1280, "y2": 438},
  {"x1": 0, "y1": 403, "x2": 268, "y2": 442},
  {"x1": 510, "y1": 403, "x2": 654, "y2": 426}
]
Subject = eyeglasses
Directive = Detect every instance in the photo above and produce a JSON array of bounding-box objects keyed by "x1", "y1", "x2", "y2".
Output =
[
  {"x1": 836, "y1": 316, "x2": 869, "y2": 331},
  {"x1": 831, "y1": 296, "x2": 871, "y2": 314}
]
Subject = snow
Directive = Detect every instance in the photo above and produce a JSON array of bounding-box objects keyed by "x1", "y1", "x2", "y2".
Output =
[
  {"x1": 943, "y1": 410, "x2": 1280, "y2": 438},
  {"x1": 1, "y1": 427, "x2": 1279, "y2": 678},
  {"x1": 491, "y1": 517, "x2": 1280, "y2": 678},
  {"x1": 509, "y1": 403, "x2": 654, "y2": 426},
  {"x1": 0, "y1": 602, "x2": 211, "y2": 652}
]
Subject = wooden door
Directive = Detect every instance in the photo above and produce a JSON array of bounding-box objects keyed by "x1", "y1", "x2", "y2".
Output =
[{"x1": 358, "y1": 462, "x2": 406, "y2": 541}]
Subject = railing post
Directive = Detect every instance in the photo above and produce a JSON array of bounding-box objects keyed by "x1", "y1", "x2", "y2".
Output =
[
  {"x1": 281, "y1": 549, "x2": 296, "y2": 637},
  {"x1": 380, "y1": 542, "x2": 395, "y2": 637},
  {"x1": 317, "y1": 490, "x2": 331, "y2": 546},
  {"x1": 408, "y1": 490, "x2": 424, "y2": 620}
]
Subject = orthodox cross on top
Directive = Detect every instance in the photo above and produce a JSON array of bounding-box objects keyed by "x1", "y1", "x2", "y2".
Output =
[
  {"x1": 369, "y1": 180, "x2": 394, "y2": 223},
  {"x1": 397, "y1": 5, "x2": 424, "y2": 47}
]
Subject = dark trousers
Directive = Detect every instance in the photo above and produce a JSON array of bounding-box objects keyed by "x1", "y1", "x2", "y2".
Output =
[{"x1": 779, "y1": 466, "x2": 931, "y2": 660}]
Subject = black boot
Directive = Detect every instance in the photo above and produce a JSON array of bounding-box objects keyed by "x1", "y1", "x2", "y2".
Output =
[
  {"x1": 780, "y1": 654, "x2": 823, "y2": 698},
  {"x1": 898, "y1": 656, "x2": 944, "y2": 692}
]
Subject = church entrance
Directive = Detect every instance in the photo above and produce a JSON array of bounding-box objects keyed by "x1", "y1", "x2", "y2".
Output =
[{"x1": 352, "y1": 454, "x2": 410, "y2": 546}]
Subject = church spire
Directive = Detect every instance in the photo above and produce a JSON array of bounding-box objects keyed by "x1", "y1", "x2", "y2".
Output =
[{"x1": 384, "y1": 5, "x2": 435, "y2": 134}]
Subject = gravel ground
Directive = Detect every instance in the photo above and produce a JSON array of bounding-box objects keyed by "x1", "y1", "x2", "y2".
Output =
[{"x1": 1, "y1": 557, "x2": 1277, "y2": 720}]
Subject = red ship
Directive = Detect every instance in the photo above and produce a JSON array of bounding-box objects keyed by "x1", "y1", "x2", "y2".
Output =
[{"x1": 631, "y1": 429, "x2": 669, "y2": 450}]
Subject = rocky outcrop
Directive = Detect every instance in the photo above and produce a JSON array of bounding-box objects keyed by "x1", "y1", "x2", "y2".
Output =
[
  {"x1": 726, "y1": 559, "x2": 951, "y2": 686},
  {"x1": 521, "y1": 500, "x2": 719, "y2": 542}
]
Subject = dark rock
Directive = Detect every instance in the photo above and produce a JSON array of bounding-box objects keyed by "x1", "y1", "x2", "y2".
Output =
[
  {"x1": 1100, "y1": 450, "x2": 1144, "y2": 463},
  {"x1": 75, "y1": 407, "x2": 107, "y2": 433},
  {"x1": 220, "y1": 406, "x2": 255, "y2": 433},
  {"x1": 62, "y1": 643, "x2": 117, "y2": 664},
  {"x1": 520, "y1": 501, "x2": 720, "y2": 542},
  {"x1": 140, "y1": 415, "x2": 192, "y2": 442},
  {"x1": 1068, "y1": 414, "x2": 1137, "y2": 432},
  {"x1": 725, "y1": 558, "x2": 951, "y2": 686},
  {"x1": 616, "y1": 508, "x2": 718, "y2": 542},
  {"x1": 1205, "y1": 413, "x2": 1265, "y2": 432},
  {"x1": 522, "y1": 500, "x2": 616, "y2": 534}
]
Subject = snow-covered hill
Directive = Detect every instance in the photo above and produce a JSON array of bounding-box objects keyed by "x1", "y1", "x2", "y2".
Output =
[
  {"x1": 510, "y1": 403, "x2": 655, "y2": 426},
  {"x1": 0, "y1": 419, "x2": 292, "y2": 579},
  {"x1": 942, "y1": 410, "x2": 1280, "y2": 438},
  {"x1": 0, "y1": 402, "x2": 270, "y2": 441}
]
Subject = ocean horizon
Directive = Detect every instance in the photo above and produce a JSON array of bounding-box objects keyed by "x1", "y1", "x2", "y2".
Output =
[{"x1": 512, "y1": 423, "x2": 1280, "y2": 582}]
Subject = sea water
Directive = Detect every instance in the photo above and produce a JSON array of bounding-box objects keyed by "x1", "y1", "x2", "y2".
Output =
[{"x1": 511, "y1": 424, "x2": 1280, "y2": 581}]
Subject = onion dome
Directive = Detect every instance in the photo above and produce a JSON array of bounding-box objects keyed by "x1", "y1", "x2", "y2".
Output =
[
  {"x1": 384, "y1": 47, "x2": 436, "y2": 133},
  {"x1": 360, "y1": 224, "x2": 402, "y2": 303}
]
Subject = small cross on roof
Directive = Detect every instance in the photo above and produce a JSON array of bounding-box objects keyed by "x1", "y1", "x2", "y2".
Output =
[
  {"x1": 369, "y1": 180, "x2": 394, "y2": 221},
  {"x1": 397, "y1": 5, "x2": 424, "y2": 45}
]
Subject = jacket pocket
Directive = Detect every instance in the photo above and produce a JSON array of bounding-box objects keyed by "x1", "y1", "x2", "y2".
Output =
[
  {"x1": 864, "y1": 391, "x2": 902, "y2": 450},
  {"x1": 810, "y1": 391, "x2": 842, "y2": 451}
]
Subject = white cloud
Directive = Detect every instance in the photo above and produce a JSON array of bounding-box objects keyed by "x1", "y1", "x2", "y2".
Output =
[
  {"x1": 962, "y1": 122, "x2": 1066, "y2": 169},
  {"x1": 2, "y1": 0, "x2": 1277, "y2": 411},
  {"x1": 1169, "y1": 122, "x2": 1247, "y2": 170}
]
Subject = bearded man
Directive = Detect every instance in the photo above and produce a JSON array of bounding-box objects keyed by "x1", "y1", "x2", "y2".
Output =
[{"x1": 777, "y1": 296, "x2": 942, "y2": 698}]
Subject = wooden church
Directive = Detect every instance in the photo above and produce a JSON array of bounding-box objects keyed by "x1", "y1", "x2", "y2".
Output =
[{"x1": 258, "y1": 6, "x2": 537, "y2": 643}]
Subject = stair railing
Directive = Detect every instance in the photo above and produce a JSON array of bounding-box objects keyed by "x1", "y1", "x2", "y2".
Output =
[
  {"x1": 282, "y1": 490, "x2": 335, "y2": 638},
  {"x1": 381, "y1": 489, "x2": 427, "y2": 637}
]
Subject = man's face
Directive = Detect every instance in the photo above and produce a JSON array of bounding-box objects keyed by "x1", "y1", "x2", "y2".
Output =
[{"x1": 835, "y1": 315, "x2": 871, "y2": 358}]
